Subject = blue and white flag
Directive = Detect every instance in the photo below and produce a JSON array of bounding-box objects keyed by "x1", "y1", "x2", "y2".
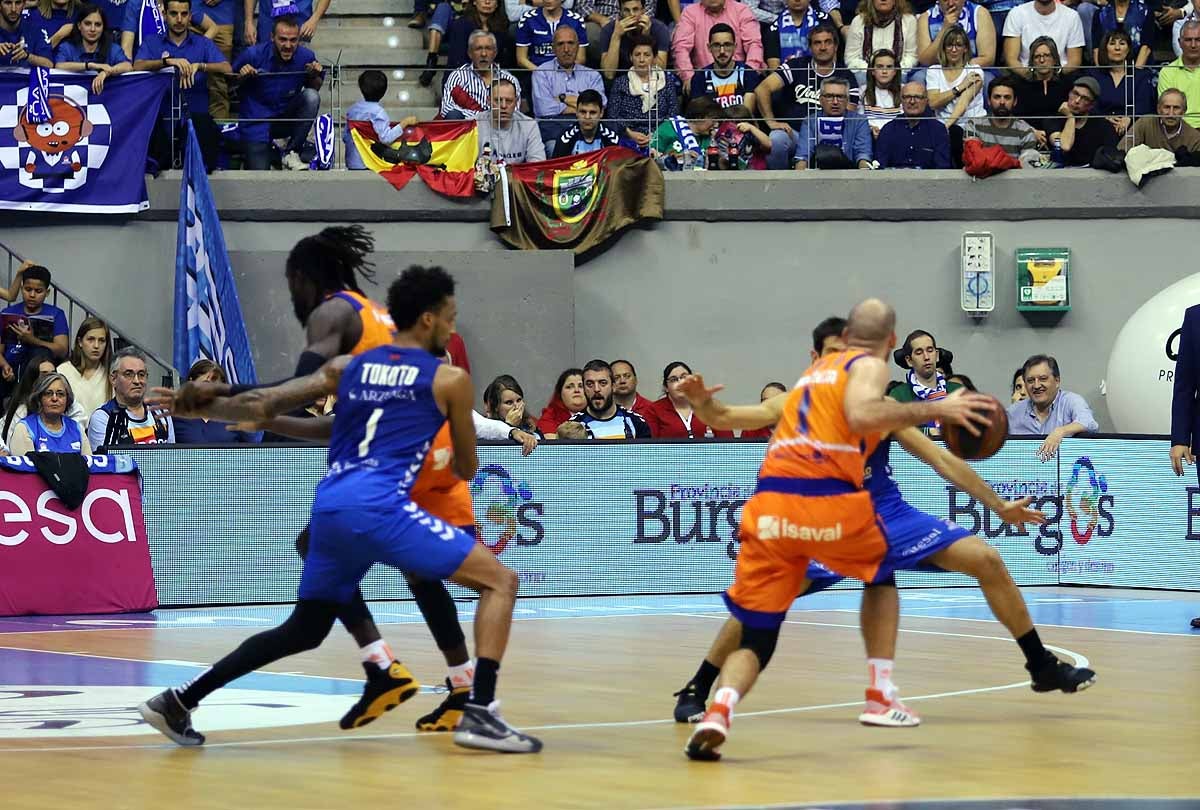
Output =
[
  {"x1": 25, "y1": 66, "x2": 50, "y2": 124},
  {"x1": 310, "y1": 113, "x2": 332, "y2": 170},
  {"x1": 140, "y1": 0, "x2": 167, "y2": 47},
  {"x1": 174, "y1": 122, "x2": 257, "y2": 386},
  {"x1": 0, "y1": 69, "x2": 169, "y2": 212}
]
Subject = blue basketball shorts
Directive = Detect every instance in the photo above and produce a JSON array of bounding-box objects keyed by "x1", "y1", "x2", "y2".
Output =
[{"x1": 299, "y1": 500, "x2": 477, "y2": 603}]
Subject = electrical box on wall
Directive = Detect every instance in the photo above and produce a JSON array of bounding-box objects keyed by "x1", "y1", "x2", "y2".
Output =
[
  {"x1": 1016, "y1": 247, "x2": 1071, "y2": 312},
  {"x1": 960, "y1": 232, "x2": 995, "y2": 317}
]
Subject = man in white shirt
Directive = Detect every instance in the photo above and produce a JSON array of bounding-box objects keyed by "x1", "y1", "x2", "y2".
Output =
[{"x1": 1002, "y1": 0, "x2": 1083, "y2": 71}]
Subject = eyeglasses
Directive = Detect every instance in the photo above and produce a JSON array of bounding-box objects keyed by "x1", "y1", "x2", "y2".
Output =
[
  {"x1": 118, "y1": 370, "x2": 148, "y2": 381},
  {"x1": 1068, "y1": 89, "x2": 1095, "y2": 102},
  {"x1": 710, "y1": 41, "x2": 736, "y2": 49},
  {"x1": 820, "y1": 93, "x2": 848, "y2": 100},
  {"x1": 944, "y1": 42, "x2": 966, "y2": 48},
  {"x1": 41, "y1": 389, "x2": 67, "y2": 399},
  {"x1": 901, "y1": 94, "x2": 927, "y2": 101}
]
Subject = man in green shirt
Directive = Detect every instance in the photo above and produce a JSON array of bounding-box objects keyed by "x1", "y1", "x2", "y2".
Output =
[
  {"x1": 651, "y1": 96, "x2": 722, "y2": 159},
  {"x1": 1159, "y1": 19, "x2": 1200, "y2": 128},
  {"x1": 889, "y1": 330, "x2": 962, "y2": 434}
]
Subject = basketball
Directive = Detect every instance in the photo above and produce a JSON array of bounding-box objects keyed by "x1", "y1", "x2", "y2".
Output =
[{"x1": 942, "y1": 395, "x2": 1008, "y2": 460}]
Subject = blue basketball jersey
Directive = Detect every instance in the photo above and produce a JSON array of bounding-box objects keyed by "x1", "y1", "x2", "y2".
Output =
[
  {"x1": 864, "y1": 437, "x2": 903, "y2": 504},
  {"x1": 313, "y1": 346, "x2": 447, "y2": 510}
]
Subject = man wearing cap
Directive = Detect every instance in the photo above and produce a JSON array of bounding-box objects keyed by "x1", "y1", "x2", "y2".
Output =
[
  {"x1": 888, "y1": 329, "x2": 963, "y2": 436},
  {"x1": 1052, "y1": 75, "x2": 1117, "y2": 166}
]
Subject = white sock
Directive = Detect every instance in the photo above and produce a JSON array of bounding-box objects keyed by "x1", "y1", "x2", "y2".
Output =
[
  {"x1": 713, "y1": 686, "x2": 740, "y2": 715},
  {"x1": 360, "y1": 640, "x2": 394, "y2": 670},
  {"x1": 448, "y1": 659, "x2": 475, "y2": 690},
  {"x1": 867, "y1": 658, "x2": 898, "y2": 700}
]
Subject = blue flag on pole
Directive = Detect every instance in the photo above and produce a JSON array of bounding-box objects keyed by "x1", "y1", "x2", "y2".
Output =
[{"x1": 174, "y1": 122, "x2": 257, "y2": 386}]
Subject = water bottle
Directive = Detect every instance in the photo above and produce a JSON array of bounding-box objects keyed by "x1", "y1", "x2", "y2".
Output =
[{"x1": 1049, "y1": 134, "x2": 1063, "y2": 167}]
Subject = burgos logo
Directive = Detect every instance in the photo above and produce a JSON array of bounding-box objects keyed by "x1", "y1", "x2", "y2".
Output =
[
  {"x1": 756, "y1": 515, "x2": 842, "y2": 542},
  {"x1": 1063, "y1": 456, "x2": 1113, "y2": 545},
  {"x1": 469, "y1": 464, "x2": 545, "y2": 555}
]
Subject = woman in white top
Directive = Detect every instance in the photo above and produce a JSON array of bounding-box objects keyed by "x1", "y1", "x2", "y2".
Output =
[
  {"x1": 924, "y1": 24, "x2": 986, "y2": 127},
  {"x1": 846, "y1": 0, "x2": 918, "y2": 74},
  {"x1": 56, "y1": 315, "x2": 111, "y2": 420},
  {"x1": 861, "y1": 48, "x2": 903, "y2": 135}
]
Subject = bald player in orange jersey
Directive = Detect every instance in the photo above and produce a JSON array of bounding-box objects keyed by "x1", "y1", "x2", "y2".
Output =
[{"x1": 675, "y1": 299, "x2": 1002, "y2": 761}]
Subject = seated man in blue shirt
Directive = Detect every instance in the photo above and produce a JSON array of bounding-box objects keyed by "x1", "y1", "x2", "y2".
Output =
[
  {"x1": 875, "y1": 82, "x2": 951, "y2": 169},
  {"x1": 232, "y1": 14, "x2": 324, "y2": 171},
  {"x1": 0, "y1": 264, "x2": 69, "y2": 396},
  {"x1": 0, "y1": 0, "x2": 31, "y2": 66},
  {"x1": 133, "y1": 0, "x2": 229, "y2": 171},
  {"x1": 794, "y1": 75, "x2": 872, "y2": 169},
  {"x1": 1007, "y1": 353, "x2": 1099, "y2": 461}
]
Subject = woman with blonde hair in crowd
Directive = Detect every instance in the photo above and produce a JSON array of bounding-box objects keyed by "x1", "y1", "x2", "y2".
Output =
[
  {"x1": 536, "y1": 367, "x2": 586, "y2": 438},
  {"x1": 846, "y1": 0, "x2": 917, "y2": 77},
  {"x1": 925, "y1": 24, "x2": 986, "y2": 128},
  {"x1": 484, "y1": 374, "x2": 541, "y2": 437},
  {"x1": 8, "y1": 372, "x2": 91, "y2": 455},
  {"x1": 57, "y1": 315, "x2": 112, "y2": 420}
]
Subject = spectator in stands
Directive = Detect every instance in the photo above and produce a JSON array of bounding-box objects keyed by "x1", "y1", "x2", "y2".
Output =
[
  {"x1": 173, "y1": 360, "x2": 258, "y2": 443},
  {"x1": 890, "y1": 329, "x2": 963, "y2": 403},
  {"x1": 537, "y1": 366, "x2": 586, "y2": 437},
  {"x1": 344, "y1": 71, "x2": 414, "y2": 170},
  {"x1": 246, "y1": 0, "x2": 328, "y2": 48},
  {"x1": 642, "y1": 361, "x2": 734, "y2": 438},
  {"x1": 1124, "y1": 88, "x2": 1200, "y2": 154},
  {"x1": 1002, "y1": 0, "x2": 1083, "y2": 72},
  {"x1": 1012, "y1": 35, "x2": 1069, "y2": 145},
  {"x1": 570, "y1": 358, "x2": 652, "y2": 438},
  {"x1": 483, "y1": 374, "x2": 543, "y2": 436},
  {"x1": 446, "y1": 0, "x2": 512, "y2": 72},
  {"x1": 916, "y1": 0, "x2": 996, "y2": 67},
  {"x1": 8, "y1": 372, "x2": 91, "y2": 455},
  {"x1": 795, "y1": 76, "x2": 873, "y2": 168},
  {"x1": 3, "y1": 353, "x2": 86, "y2": 446},
  {"x1": 533, "y1": 25, "x2": 606, "y2": 145},
  {"x1": 574, "y1": 0, "x2": 619, "y2": 47},
  {"x1": 1093, "y1": 30, "x2": 1154, "y2": 137},
  {"x1": 516, "y1": 0, "x2": 589, "y2": 76},
  {"x1": 195, "y1": 0, "x2": 234, "y2": 120},
  {"x1": 21, "y1": 0, "x2": 78, "y2": 68},
  {"x1": 716, "y1": 103, "x2": 772, "y2": 166},
  {"x1": 739, "y1": 381, "x2": 786, "y2": 438},
  {"x1": 133, "y1": 0, "x2": 230, "y2": 173},
  {"x1": 876, "y1": 81, "x2": 952, "y2": 166},
  {"x1": 948, "y1": 372, "x2": 976, "y2": 390},
  {"x1": 846, "y1": 0, "x2": 918, "y2": 76},
  {"x1": 554, "y1": 420, "x2": 588, "y2": 439},
  {"x1": 56, "y1": 316, "x2": 111, "y2": 419},
  {"x1": 671, "y1": 0, "x2": 764, "y2": 85},
  {"x1": 87, "y1": 347, "x2": 175, "y2": 449},
  {"x1": 689, "y1": 23, "x2": 762, "y2": 111},
  {"x1": 1159, "y1": 19, "x2": 1200, "y2": 128},
  {"x1": 120, "y1": 0, "x2": 218, "y2": 61},
  {"x1": 963, "y1": 79, "x2": 1038, "y2": 160},
  {"x1": 652, "y1": 96, "x2": 722, "y2": 155},
  {"x1": 598, "y1": 0, "x2": 669, "y2": 80},
  {"x1": 1007, "y1": 353, "x2": 1098, "y2": 460},
  {"x1": 553, "y1": 88, "x2": 621, "y2": 155},
  {"x1": 416, "y1": 0, "x2": 463, "y2": 87},
  {"x1": 441, "y1": 31, "x2": 521, "y2": 119},
  {"x1": 611, "y1": 359, "x2": 654, "y2": 414},
  {"x1": 755, "y1": 23, "x2": 859, "y2": 168},
  {"x1": 764, "y1": 0, "x2": 829, "y2": 68},
  {"x1": 232, "y1": 15, "x2": 323, "y2": 171},
  {"x1": 1091, "y1": 0, "x2": 1151, "y2": 66},
  {"x1": 925, "y1": 24, "x2": 985, "y2": 127},
  {"x1": 54, "y1": 3, "x2": 130, "y2": 93},
  {"x1": 474, "y1": 78, "x2": 546, "y2": 162},
  {"x1": 0, "y1": 264, "x2": 69, "y2": 390},
  {"x1": 1011, "y1": 366, "x2": 1027, "y2": 401},
  {"x1": 608, "y1": 33, "x2": 681, "y2": 150},
  {"x1": 861, "y1": 48, "x2": 902, "y2": 134},
  {"x1": 0, "y1": 0, "x2": 31, "y2": 67},
  {"x1": 1051, "y1": 75, "x2": 1116, "y2": 166}
]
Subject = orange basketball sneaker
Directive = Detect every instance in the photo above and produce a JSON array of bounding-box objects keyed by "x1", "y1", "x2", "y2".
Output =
[
  {"x1": 858, "y1": 687, "x2": 921, "y2": 727},
  {"x1": 685, "y1": 704, "x2": 731, "y2": 761}
]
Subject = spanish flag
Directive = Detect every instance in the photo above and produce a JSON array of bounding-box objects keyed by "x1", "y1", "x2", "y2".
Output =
[
  {"x1": 490, "y1": 147, "x2": 664, "y2": 255},
  {"x1": 348, "y1": 119, "x2": 478, "y2": 198}
]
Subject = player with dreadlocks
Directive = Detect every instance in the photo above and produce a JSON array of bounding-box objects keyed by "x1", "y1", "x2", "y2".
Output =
[{"x1": 155, "y1": 226, "x2": 484, "y2": 734}]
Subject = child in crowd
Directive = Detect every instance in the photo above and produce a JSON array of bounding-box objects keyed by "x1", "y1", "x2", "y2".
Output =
[{"x1": 344, "y1": 69, "x2": 418, "y2": 170}]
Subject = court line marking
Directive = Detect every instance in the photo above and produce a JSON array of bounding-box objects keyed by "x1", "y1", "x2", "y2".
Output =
[
  {"x1": 641, "y1": 794, "x2": 1200, "y2": 810},
  {"x1": 0, "y1": 625, "x2": 1088, "y2": 754},
  {"x1": 817, "y1": 608, "x2": 1200, "y2": 638}
]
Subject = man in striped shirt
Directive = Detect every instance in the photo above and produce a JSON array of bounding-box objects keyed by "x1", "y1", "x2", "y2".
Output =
[
  {"x1": 440, "y1": 30, "x2": 522, "y2": 119},
  {"x1": 961, "y1": 75, "x2": 1038, "y2": 163}
]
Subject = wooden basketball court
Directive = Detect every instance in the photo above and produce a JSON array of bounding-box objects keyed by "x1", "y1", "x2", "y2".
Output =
[{"x1": 2, "y1": 587, "x2": 1197, "y2": 810}]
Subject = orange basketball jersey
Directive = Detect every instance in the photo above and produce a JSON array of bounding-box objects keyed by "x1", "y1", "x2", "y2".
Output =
[
  {"x1": 333, "y1": 290, "x2": 475, "y2": 529},
  {"x1": 759, "y1": 349, "x2": 882, "y2": 489}
]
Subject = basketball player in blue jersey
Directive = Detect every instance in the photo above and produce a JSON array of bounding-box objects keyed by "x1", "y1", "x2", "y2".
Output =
[
  {"x1": 156, "y1": 226, "x2": 484, "y2": 735},
  {"x1": 672, "y1": 315, "x2": 1095, "y2": 741},
  {"x1": 140, "y1": 266, "x2": 542, "y2": 753}
]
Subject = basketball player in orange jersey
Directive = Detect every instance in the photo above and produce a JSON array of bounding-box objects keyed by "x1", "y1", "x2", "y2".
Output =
[
  {"x1": 676, "y1": 300, "x2": 1096, "y2": 761},
  {"x1": 161, "y1": 226, "x2": 535, "y2": 734}
]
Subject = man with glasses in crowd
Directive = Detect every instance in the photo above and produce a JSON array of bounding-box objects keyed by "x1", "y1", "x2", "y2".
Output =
[
  {"x1": 875, "y1": 81, "x2": 952, "y2": 168},
  {"x1": 87, "y1": 347, "x2": 175, "y2": 449}
]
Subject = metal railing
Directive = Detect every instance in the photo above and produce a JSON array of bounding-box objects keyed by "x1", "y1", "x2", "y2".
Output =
[{"x1": 0, "y1": 240, "x2": 179, "y2": 388}]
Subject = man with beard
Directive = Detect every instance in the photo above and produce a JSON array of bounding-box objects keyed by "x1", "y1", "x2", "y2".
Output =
[
  {"x1": 690, "y1": 24, "x2": 761, "y2": 112},
  {"x1": 569, "y1": 359, "x2": 652, "y2": 438},
  {"x1": 139, "y1": 266, "x2": 542, "y2": 754},
  {"x1": 1050, "y1": 75, "x2": 1116, "y2": 167},
  {"x1": 961, "y1": 75, "x2": 1039, "y2": 161}
]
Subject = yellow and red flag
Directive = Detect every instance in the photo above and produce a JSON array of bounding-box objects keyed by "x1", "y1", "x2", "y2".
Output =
[{"x1": 348, "y1": 119, "x2": 478, "y2": 198}]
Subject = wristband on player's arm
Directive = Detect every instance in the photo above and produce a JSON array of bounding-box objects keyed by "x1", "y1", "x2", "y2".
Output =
[{"x1": 225, "y1": 351, "x2": 329, "y2": 396}]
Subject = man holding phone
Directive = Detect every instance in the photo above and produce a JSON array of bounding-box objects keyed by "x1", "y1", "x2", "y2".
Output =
[{"x1": 598, "y1": 0, "x2": 670, "y2": 78}]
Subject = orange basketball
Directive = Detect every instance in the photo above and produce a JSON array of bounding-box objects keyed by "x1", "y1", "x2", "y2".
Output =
[{"x1": 942, "y1": 395, "x2": 1008, "y2": 461}]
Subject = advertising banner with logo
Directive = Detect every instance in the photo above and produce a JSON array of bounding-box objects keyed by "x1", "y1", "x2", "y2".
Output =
[
  {"x1": 1056, "y1": 439, "x2": 1200, "y2": 589},
  {"x1": 0, "y1": 455, "x2": 156, "y2": 616}
]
